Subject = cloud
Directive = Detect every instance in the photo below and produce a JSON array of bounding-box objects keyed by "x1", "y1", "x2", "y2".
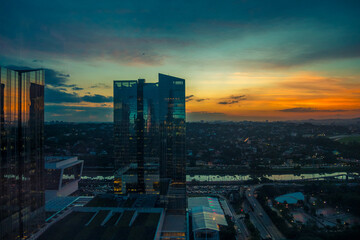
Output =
[
  {"x1": 45, "y1": 105, "x2": 112, "y2": 122},
  {"x1": 218, "y1": 100, "x2": 239, "y2": 105},
  {"x1": 218, "y1": 95, "x2": 246, "y2": 104},
  {"x1": 4, "y1": 65, "x2": 114, "y2": 104},
  {"x1": 186, "y1": 95, "x2": 210, "y2": 102},
  {"x1": 45, "y1": 88, "x2": 112, "y2": 103},
  {"x1": 279, "y1": 107, "x2": 348, "y2": 113},
  {"x1": 196, "y1": 98, "x2": 209, "y2": 102},
  {"x1": 44, "y1": 69, "x2": 72, "y2": 87},
  {"x1": 1, "y1": 0, "x2": 359, "y2": 68},
  {"x1": 45, "y1": 88, "x2": 81, "y2": 103},
  {"x1": 186, "y1": 95, "x2": 194, "y2": 102},
  {"x1": 5, "y1": 65, "x2": 81, "y2": 89},
  {"x1": 72, "y1": 87, "x2": 84, "y2": 91},
  {"x1": 90, "y1": 83, "x2": 111, "y2": 89},
  {"x1": 229, "y1": 95, "x2": 246, "y2": 100},
  {"x1": 82, "y1": 94, "x2": 113, "y2": 103}
]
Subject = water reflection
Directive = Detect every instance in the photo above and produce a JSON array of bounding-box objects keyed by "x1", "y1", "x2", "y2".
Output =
[
  {"x1": 187, "y1": 172, "x2": 358, "y2": 181},
  {"x1": 80, "y1": 172, "x2": 358, "y2": 182}
]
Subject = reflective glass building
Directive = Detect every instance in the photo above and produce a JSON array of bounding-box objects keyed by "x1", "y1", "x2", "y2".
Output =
[
  {"x1": 114, "y1": 79, "x2": 161, "y2": 194},
  {"x1": 0, "y1": 67, "x2": 45, "y2": 240},
  {"x1": 158, "y1": 74, "x2": 186, "y2": 214},
  {"x1": 113, "y1": 73, "x2": 185, "y2": 203}
]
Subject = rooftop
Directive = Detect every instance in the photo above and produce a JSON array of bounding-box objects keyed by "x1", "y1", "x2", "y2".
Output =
[
  {"x1": 45, "y1": 156, "x2": 83, "y2": 169},
  {"x1": 45, "y1": 196, "x2": 79, "y2": 212},
  {"x1": 188, "y1": 197, "x2": 228, "y2": 232},
  {"x1": 191, "y1": 206, "x2": 227, "y2": 228},
  {"x1": 162, "y1": 214, "x2": 186, "y2": 232},
  {"x1": 188, "y1": 197, "x2": 225, "y2": 216},
  {"x1": 192, "y1": 207, "x2": 219, "y2": 232},
  {"x1": 275, "y1": 192, "x2": 305, "y2": 204},
  {"x1": 39, "y1": 210, "x2": 161, "y2": 240}
]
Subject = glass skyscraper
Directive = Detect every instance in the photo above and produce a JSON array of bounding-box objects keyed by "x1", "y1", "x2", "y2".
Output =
[
  {"x1": 0, "y1": 67, "x2": 45, "y2": 240},
  {"x1": 158, "y1": 74, "x2": 186, "y2": 214},
  {"x1": 113, "y1": 73, "x2": 185, "y2": 207}
]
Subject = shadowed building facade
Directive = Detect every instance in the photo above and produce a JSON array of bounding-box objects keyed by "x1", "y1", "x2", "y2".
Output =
[
  {"x1": 0, "y1": 67, "x2": 45, "y2": 240},
  {"x1": 113, "y1": 74, "x2": 185, "y2": 209},
  {"x1": 158, "y1": 74, "x2": 186, "y2": 215},
  {"x1": 113, "y1": 79, "x2": 161, "y2": 194}
]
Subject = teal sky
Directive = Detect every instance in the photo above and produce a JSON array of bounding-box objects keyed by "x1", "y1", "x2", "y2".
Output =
[{"x1": 1, "y1": 0, "x2": 360, "y2": 122}]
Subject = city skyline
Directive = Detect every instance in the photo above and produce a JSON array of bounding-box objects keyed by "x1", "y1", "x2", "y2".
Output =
[{"x1": 1, "y1": 1, "x2": 360, "y2": 122}]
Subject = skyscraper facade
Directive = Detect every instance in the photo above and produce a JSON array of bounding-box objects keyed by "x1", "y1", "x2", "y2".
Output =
[
  {"x1": 113, "y1": 80, "x2": 138, "y2": 170},
  {"x1": 113, "y1": 73, "x2": 185, "y2": 202},
  {"x1": 0, "y1": 67, "x2": 45, "y2": 240},
  {"x1": 158, "y1": 74, "x2": 186, "y2": 214}
]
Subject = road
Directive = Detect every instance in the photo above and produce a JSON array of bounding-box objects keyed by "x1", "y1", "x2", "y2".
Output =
[
  {"x1": 218, "y1": 195, "x2": 249, "y2": 240},
  {"x1": 236, "y1": 217, "x2": 250, "y2": 240},
  {"x1": 245, "y1": 185, "x2": 286, "y2": 240},
  {"x1": 243, "y1": 201, "x2": 271, "y2": 239}
]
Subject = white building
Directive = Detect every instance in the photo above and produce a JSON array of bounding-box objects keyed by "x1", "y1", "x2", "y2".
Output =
[
  {"x1": 45, "y1": 156, "x2": 84, "y2": 201},
  {"x1": 188, "y1": 197, "x2": 228, "y2": 240}
]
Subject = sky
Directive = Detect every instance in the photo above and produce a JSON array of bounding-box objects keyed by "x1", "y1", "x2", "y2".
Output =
[{"x1": 1, "y1": 0, "x2": 360, "y2": 122}]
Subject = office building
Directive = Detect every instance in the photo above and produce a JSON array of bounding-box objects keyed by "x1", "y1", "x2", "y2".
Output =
[
  {"x1": 113, "y1": 79, "x2": 157, "y2": 193},
  {"x1": 113, "y1": 74, "x2": 185, "y2": 196},
  {"x1": 158, "y1": 74, "x2": 186, "y2": 215},
  {"x1": 114, "y1": 73, "x2": 186, "y2": 239},
  {"x1": 0, "y1": 67, "x2": 45, "y2": 240}
]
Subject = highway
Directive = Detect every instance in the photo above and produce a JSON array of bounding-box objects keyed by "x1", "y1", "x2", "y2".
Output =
[
  {"x1": 218, "y1": 195, "x2": 249, "y2": 240},
  {"x1": 243, "y1": 201, "x2": 271, "y2": 239},
  {"x1": 245, "y1": 185, "x2": 286, "y2": 240},
  {"x1": 236, "y1": 217, "x2": 250, "y2": 240}
]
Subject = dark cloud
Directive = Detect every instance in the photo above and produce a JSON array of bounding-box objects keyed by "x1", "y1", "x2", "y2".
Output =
[
  {"x1": 45, "y1": 88, "x2": 80, "y2": 103},
  {"x1": 218, "y1": 100, "x2": 239, "y2": 105},
  {"x1": 1, "y1": 1, "x2": 359, "y2": 66},
  {"x1": 279, "y1": 107, "x2": 348, "y2": 113},
  {"x1": 82, "y1": 94, "x2": 113, "y2": 103},
  {"x1": 44, "y1": 69, "x2": 71, "y2": 87},
  {"x1": 229, "y1": 95, "x2": 246, "y2": 100},
  {"x1": 90, "y1": 83, "x2": 111, "y2": 89},
  {"x1": 196, "y1": 98, "x2": 209, "y2": 102},
  {"x1": 218, "y1": 95, "x2": 246, "y2": 104},
  {"x1": 185, "y1": 95, "x2": 194, "y2": 102},
  {"x1": 186, "y1": 95, "x2": 209, "y2": 102},
  {"x1": 45, "y1": 105, "x2": 112, "y2": 122},
  {"x1": 5, "y1": 65, "x2": 93, "y2": 104},
  {"x1": 45, "y1": 88, "x2": 112, "y2": 103},
  {"x1": 72, "y1": 87, "x2": 84, "y2": 91},
  {"x1": 260, "y1": 42, "x2": 360, "y2": 69},
  {"x1": 5, "y1": 65, "x2": 79, "y2": 88}
]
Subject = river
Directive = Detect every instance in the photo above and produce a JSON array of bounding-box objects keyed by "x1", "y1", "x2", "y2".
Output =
[{"x1": 81, "y1": 171, "x2": 358, "y2": 182}]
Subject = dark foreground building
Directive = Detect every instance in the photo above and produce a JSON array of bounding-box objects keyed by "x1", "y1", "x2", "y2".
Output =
[
  {"x1": 0, "y1": 67, "x2": 45, "y2": 240},
  {"x1": 113, "y1": 73, "x2": 186, "y2": 213}
]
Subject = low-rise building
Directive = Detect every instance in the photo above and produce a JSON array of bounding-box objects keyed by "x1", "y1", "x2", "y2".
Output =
[
  {"x1": 45, "y1": 156, "x2": 84, "y2": 201},
  {"x1": 188, "y1": 197, "x2": 228, "y2": 240}
]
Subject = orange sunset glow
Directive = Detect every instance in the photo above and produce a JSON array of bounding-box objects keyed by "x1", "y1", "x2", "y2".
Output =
[{"x1": 1, "y1": 1, "x2": 359, "y2": 122}]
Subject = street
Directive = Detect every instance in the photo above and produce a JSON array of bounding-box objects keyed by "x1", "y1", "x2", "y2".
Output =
[{"x1": 245, "y1": 185, "x2": 286, "y2": 240}]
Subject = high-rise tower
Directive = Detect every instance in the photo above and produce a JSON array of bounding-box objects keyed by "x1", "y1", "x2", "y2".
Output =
[
  {"x1": 113, "y1": 74, "x2": 185, "y2": 201},
  {"x1": 0, "y1": 67, "x2": 45, "y2": 240}
]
